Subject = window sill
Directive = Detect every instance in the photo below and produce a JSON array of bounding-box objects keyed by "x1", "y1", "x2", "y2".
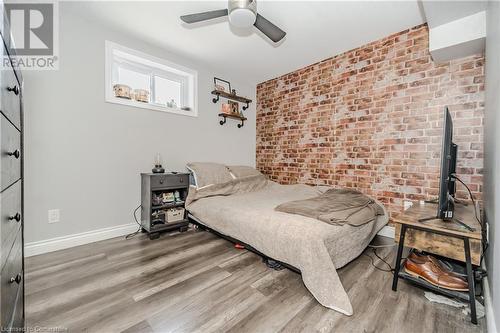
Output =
[{"x1": 105, "y1": 96, "x2": 197, "y2": 117}]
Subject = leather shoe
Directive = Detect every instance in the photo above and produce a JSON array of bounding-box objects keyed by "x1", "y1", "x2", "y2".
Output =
[
  {"x1": 404, "y1": 254, "x2": 468, "y2": 291},
  {"x1": 408, "y1": 252, "x2": 455, "y2": 274}
]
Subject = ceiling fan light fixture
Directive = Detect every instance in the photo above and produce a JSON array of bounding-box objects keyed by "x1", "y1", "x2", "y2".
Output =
[
  {"x1": 228, "y1": 8, "x2": 256, "y2": 28},
  {"x1": 180, "y1": 0, "x2": 286, "y2": 43}
]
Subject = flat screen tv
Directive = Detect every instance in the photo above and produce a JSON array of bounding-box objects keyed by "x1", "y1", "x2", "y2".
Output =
[
  {"x1": 437, "y1": 107, "x2": 458, "y2": 220},
  {"x1": 418, "y1": 106, "x2": 476, "y2": 231}
]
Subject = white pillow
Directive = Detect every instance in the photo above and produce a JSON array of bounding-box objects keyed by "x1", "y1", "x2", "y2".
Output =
[
  {"x1": 186, "y1": 162, "x2": 233, "y2": 189},
  {"x1": 226, "y1": 165, "x2": 263, "y2": 179}
]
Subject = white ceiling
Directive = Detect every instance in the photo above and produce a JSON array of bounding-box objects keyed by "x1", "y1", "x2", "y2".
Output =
[{"x1": 68, "y1": 1, "x2": 426, "y2": 85}]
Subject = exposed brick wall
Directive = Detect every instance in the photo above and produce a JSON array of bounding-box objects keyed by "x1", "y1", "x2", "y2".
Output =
[{"x1": 256, "y1": 24, "x2": 484, "y2": 219}]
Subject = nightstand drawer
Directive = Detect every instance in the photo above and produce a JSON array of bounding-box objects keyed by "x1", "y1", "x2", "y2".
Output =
[{"x1": 151, "y1": 174, "x2": 189, "y2": 189}]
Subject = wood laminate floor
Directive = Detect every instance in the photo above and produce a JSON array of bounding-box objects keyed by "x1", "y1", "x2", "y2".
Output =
[{"x1": 25, "y1": 229, "x2": 485, "y2": 333}]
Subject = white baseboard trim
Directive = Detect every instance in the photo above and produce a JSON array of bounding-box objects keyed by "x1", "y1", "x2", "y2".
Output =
[
  {"x1": 377, "y1": 225, "x2": 395, "y2": 239},
  {"x1": 25, "y1": 223, "x2": 138, "y2": 257},
  {"x1": 483, "y1": 269, "x2": 498, "y2": 333}
]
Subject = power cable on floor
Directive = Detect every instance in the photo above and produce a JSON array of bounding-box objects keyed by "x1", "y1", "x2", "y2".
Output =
[{"x1": 125, "y1": 205, "x2": 142, "y2": 240}]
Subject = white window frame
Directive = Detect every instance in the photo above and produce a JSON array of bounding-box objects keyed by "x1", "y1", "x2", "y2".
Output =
[{"x1": 105, "y1": 41, "x2": 198, "y2": 117}]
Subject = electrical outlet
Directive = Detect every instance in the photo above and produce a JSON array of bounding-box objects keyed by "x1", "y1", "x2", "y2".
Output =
[
  {"x1": 48, "y1": 209, "x2": 60, "y2": 223},
  {"x1": 486, "y1": 221, "x2": 490, "y2": 243}
]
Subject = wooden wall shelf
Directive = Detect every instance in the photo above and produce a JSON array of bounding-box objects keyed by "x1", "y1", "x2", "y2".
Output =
[
  {"x1": 211, "y1": 90, "x2": 252, "y2": 110},
  {"x1": 219, "y1": 113, "x2": 247, "y2": 128}
]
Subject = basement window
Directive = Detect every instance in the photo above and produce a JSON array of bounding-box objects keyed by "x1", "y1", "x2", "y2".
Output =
[{"x1": 105, "y1": 41, "x2": 197, "y2": 116}]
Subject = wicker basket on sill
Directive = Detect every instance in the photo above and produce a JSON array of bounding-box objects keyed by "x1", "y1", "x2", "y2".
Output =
[
  {"x1": 113, "y1": 84, "x2": 132, "y2": 99},
  {"x1": 133, "y1": 89, "x2": 149, "y2": 103}
]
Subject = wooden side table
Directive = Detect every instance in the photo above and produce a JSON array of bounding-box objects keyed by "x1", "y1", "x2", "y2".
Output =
[{"x1": 391, "y1": 202, "x2": 483, "y2": 324}]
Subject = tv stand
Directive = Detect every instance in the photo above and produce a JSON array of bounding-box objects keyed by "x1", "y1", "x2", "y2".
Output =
[
  {"x1": 418, "y1": 215, "x2": 475, "y2": 232},
  {"x1": 418, "y1": 200, "x2": 474, "y2": 231},
  {"x1": 392, "y1": 201, "x2": 483, "y2": 324}
]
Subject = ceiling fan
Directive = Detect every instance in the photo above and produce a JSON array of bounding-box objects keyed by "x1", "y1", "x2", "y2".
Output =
[{"x1": 180, "y1": 0, "x2": 286, "y2": 43}]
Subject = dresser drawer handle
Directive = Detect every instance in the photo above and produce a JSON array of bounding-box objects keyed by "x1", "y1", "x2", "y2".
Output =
[
  {"x1": 8, "y1": 149, "x2": 20, "y2": 159},
  {"x1": 7, "y1": 85, "x2": 19, "y2": 95},
  {"x1": 9, "y1": 212, "x2": 21, "y2": 222},
  {"x1": 9, "y1": 273, "x2": 22, "y2": 284}
]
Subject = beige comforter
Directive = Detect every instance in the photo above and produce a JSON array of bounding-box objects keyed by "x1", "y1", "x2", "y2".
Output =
[
  {"x1": 275, "y1": 188, "x2": 386, "y2": 226},
  {"x1": 186, "y1": 175, "x2": 388, "y2": 315}
]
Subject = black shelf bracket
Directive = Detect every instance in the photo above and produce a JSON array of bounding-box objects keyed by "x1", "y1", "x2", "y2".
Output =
[
  {"x1": 212, "y1": 93, "x2": 220, "y2": 103},
  {"x1": 219, "y1": 114, "x2": 245, "y2": 128},
  {"x1": 242, "y1": 101, "x2": 249, "y2": 110}
]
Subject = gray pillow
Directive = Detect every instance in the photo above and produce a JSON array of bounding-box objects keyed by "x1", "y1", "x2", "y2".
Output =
[
  {"x1": 227, "y1": 165, "x2": 262, "y2": 179},
  {"x1": 186, "y1": 162, "x2": 233, "y2": 189}
]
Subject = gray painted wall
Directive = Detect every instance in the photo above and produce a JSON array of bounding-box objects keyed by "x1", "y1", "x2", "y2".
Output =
[
  {"x1": 485, "y1": 1, "x2": 499, "y2": 330},
  {"x1": 23, "y1": 4, "x2": 256, "y2": 243}
]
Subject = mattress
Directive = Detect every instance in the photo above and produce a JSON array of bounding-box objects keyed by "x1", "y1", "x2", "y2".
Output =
[{"x1": 186, "y1": 179, "x2": 388, "y2": 315}]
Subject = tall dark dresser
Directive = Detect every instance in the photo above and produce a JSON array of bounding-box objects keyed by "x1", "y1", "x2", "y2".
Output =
[{"x1": 0, "y1": 3, "x2": 24, "y2": 331}]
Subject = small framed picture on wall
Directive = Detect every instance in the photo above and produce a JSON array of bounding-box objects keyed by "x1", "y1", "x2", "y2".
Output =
[
  {"x1": 228, "y1": 100, "x2": 239, "y2": 114},
  {"x1": 221, "y1": 103, "x2": 232, "y2": 114},
  {"x1": 214, "y1": 77, "x2": 231, "y2": 93}
]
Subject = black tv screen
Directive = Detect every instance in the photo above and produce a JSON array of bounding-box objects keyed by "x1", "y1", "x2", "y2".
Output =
[{"x1": 437, "y1": 107, "x2": 457, "y2": 220}]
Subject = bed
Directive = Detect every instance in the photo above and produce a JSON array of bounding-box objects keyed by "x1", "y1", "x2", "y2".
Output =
[{"x1": 185, "y1": 163, "x2": 389, "y2": 315}]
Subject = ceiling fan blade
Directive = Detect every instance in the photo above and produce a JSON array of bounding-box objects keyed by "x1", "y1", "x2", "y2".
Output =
[
  {"x1": 253, "y1": 13, "x2": 286, "y2": 43},
  {"x1": 180, "y1": 9, "x2": 228, "y2": 24}
]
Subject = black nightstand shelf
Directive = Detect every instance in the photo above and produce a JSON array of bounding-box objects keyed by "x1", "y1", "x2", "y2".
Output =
[
  {"x1": 152, "y1": 201, "x2": 185, "y2": 210},
  {"x1": 141, "y1": 173, "x2": 190, "y2": 239}
]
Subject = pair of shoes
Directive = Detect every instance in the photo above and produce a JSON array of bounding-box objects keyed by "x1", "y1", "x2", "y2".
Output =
[
  {"x1": 410, "y1": 252, "x2": 456, "y2": 274},
  {"x1": 404, "y1": 252, "x2": 469, "y2": 291}
]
